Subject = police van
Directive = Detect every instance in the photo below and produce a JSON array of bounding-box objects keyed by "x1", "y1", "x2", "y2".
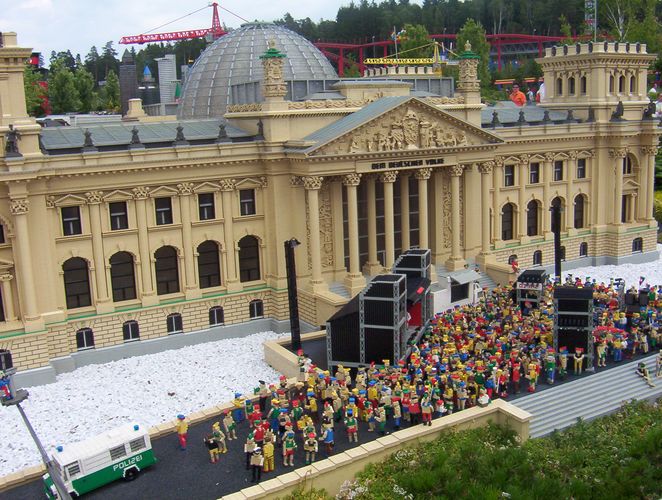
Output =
[{"x1": 43, "y1": 423, "x2": 156, "y2": 498}]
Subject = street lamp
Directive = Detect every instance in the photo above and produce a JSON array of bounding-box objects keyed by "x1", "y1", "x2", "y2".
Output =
[
  {"x1": 1, "y1": 350, "x2": 72, "y2": 500},
  {"x1": 284, "y1": 238, "x2": 302, "y2": 351},
  {"x1": 550, "y1": 204, "x2": 563, "y2": 280}
]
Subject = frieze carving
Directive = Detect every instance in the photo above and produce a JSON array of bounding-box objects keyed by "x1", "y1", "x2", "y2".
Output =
[
  {"x1": 319, "y1": 184, "x2": 334, "y2": 269},
  {"x1": 177, "y1": 183, "x2": 194, "y2": 195},
  {"x1": 132, "y1": 186, "x2": 151, "y2": 199},
  {"x1": 478, "y1": 161, "x2": 494, "y2": 174},
  {"x1": 303, "y1": 176, "x2": 323, "y2": 190},
  {"x1": 9, "y1": 198, "x2": 29, "y2": 215},
  {"x1": 219, "y1": 178, "x2": 236, "y2": 191},
  {"x1": 226, "y1": 103, "x2": 263, "y2": 113},
  {"x1": 423, "y1": 96, "x2": 465, "y2": 105},
  {"x1": 379, "y1": 171, "x2": 398, "y2": 183},
  {"x1": 441, "y1": 170, "x2": 451, "y2": 249},
  {"x1": 342, "y1": 173, "x2": 362, "y2": 187},
  {"x1": 85, "y1": 191, "x2": 103, "y2": 204},
  {"x1": 414, "y1": 168, "x2": 432, "y2": 181}
]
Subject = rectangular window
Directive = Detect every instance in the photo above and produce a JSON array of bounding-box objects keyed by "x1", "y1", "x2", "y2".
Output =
[
  {"x1": 123, "y1": 321, "x2": 140, "y2": 342},
  {"x1": 250, "y1": 300, "x2": 264, "y2": 319},
  {"x1": 576, "y1": 159, "x2": 586, "y2": 179},
  {"x1": 129, "y1": 437, "x2": 146, "y2": 453},
  {"x1": 622, "y1": 157, "x2": 632, "y2": 175},
  {"x1": 155, "y1": 197, "x2": 173, "y2": 225},
  {"x1": 239, "y1": 189, "x2": 256, "y2": 216},
  {"x1": 553, "y1": 160, "x2": 564, "y2": 181},
  {"x1": 529, "y1": 163, "x2": 540, "y2": 184},
  {"x1": 109, "y1": 201, "x2": 129, "y2": 230},
  {"x1": 504, "y1": 165, "x2": 515, "y2": 187},
  {"x1": 66, "y1": 463, "x2": 81, "y2": 480},
  {"x1": 198, "y1": 193, "x2": 216, "y2": 220},
  {"x1": 0, "y1": 224, "x2": 5, "y2": 244},
  {"x1": 61, "y1": 206, "x2": 82, "y2": 236},
  {"x1": 109, "y1": 445, "x2": 127, "y2": 461}
]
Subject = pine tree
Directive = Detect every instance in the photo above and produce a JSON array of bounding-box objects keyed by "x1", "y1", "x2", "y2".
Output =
[
  {"x1": 456, "y1": 19, "x2": 491, "y2": 88},
  {"x1": 102, "y1": 69, "x2": 120, "y2": 112},
  {"x1": 48, "y1": 60, "x2": 81, "y2": 114},
  {"x1": 74, "y1": 67, "x2": 96, "y2": 113}
]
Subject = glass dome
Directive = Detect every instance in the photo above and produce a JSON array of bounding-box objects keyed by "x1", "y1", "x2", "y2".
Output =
[{"x1": 178, "y1": 23, "x2": 338, "y2": 120}]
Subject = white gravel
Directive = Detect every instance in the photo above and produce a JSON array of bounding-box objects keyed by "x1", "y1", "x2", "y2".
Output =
[{"x1": 0, "y1": 330, "x2": 287, "y2": 476}]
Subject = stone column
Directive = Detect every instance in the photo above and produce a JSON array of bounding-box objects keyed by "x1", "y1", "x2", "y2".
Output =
[
  {"x1": 220, "y1": 179, "x2": 241, "y2": 292},
  {"x1": 432, "y1": 169, "x2": 445, "y2": 268},
  {"x1": 478, "y1": 161, "x2": 494, "y2": 255},
  {"x1": 10, "y1": 198, "x2": 39, "y2": 321},
  {"x1": 415, "y1": 168, "x2": 432, "y2": 249},
  {"x1": 0, "y1": 273, "x2": 16, "y2": 321},
  {"x1": 177, "y1": 183, "x2": 198, "y2": 297},
  {"x1": 400, "y1": 173, "x2": 410, "y2": 250},
  {"x1": 132, "y1": 187, "x2": 156, "y2": 305},
  {"x1": 363, "y1": 175, "x2": 381, "y2": 274},
  {"x1": 642, "y1": 146, "x2": 658, "y2": 221},
  {"x1": 629, "y1": 194, "x2": 637, "y2": 223},
  {"x1": 542, "y1": 152, "x2": 554, "y2": 235},
  {"x1": 303, "y1": 176, "x2": 326, "y2": 290},
  {"x1": 518, "y1": 155, "x2": 529, "y2": 239},
  {"x1": 343, "y1": 174, "x2": 365, "y2": 294},
  {"x1": 86, "y1": 191, "x2": 111, "y2": 310},
  {"x1": 446, "y1": 165, "x2": 466, "y2": 271},
  {"x1": 610, "y1": 148, "x2": 627, "y2": 225},
  {"x1": 380, "y1": 171, "x2": 398, "y2": 270}
]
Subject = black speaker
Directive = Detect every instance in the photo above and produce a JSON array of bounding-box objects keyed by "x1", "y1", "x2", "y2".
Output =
[
  {"x1": 639, "y1": 291, "x2": 649, "y2": 306},
  {"x1": 557, "y1": 329, "x2": 590, "y2": 355},
  {"x1": 625, "y1": 292, "x2": 637, "y2": 305},
  {"x1": 0, "y1": 349, "x2": 13, "y2": 371}
]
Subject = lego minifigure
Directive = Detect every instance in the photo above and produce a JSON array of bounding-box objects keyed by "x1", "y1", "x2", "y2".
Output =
[
  {"x1": 544, "y1": 350, "x2": 556, "y2": 384},
  {"x1": 344, "y1": 409, "x2": 359, "y2": 442},
  {"x1": 392, "y1": 399, "x2": 402, "y2": 430},
  {"x1": 303, "y1": 432, "x2": 318, "y2": 464},
  {"x1": 250, "y1": 447, "x2": 264, "y2": 483},
  {"x1": 595, "y1": 341, "x2": 607, "y2": 368},
  {"x1": 204, "y1": 435, "x2": 221, "y2": 463},
  {"x1": 636, "y1": 362, "x2": 656, "y2": 387},
  {"x1": 175, "y1": 414, "x2": 189, "y2": 451},
  {"x1": 257, "y1": 380, "x2": 270, "y2": 413},
  {"x1": 244, "y1": 432, "x2": 256, "y2": 470},
  {"x1": 526, "y1": 361, "x2": 538, "y2": 392},
  {"x1": 421, "y1": 394, "x2": 433, "y2": 426},
  {"x1": 657, "y1": 351, "x2": 662, "y2": 378},
  {"x1": 573, "y1": 348, "x2": 585, "y2": 375},
  {"x1": 375, "y1": 405, "x2": 387, "y2": 435},
  {"x1": 232, "y1": 392, "x2": 246, "y2": 423},
  {"x1": 223, "y1": 409, "x2": 237, "y2": 440},
  {"x1": 211, "y1": 421, "x2": 227, "y2": 454},
  {"x1": 558, "y1": 348, "x2": 568, "y2": 380},
  {"x1": 319, "y1": 425, "x2": 334, "y2": 455},
  {"x1": 282, "y1": 430, "x2": 297, "y2": 466}
]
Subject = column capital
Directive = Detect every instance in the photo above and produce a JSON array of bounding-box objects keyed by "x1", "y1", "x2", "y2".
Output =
[
  {"x1": 544, "y1": 152, "x2": 556, "y2": 162},
  {"x1": 478, "y1": 161, "x2": 494, "y2": 174},
  {"x1": 302, "y1": 175, "x2": 323, "y2": 190},
  {"x1": 517, "y1": 154, "x2": 530, "y2": 164},
  {"x1": 609, "y1": 147, "x2": 628, "y2": 159},
  {"x1": 85, "y1": 191, "x2": 103, "y2": 204},
  {"x1": 177, "y1": 182, "x2": 194, "y2": 195},
  {"x1": 9, "y1": 198, "x2": 29, "y2": 215},
  {"x1": 132, "y1": 186, "x2": 151, "y2": 200},
  {"x1": 493, "y1": 156, "x2": 505, "y2": 167},
  {"x1": 568, "y1": 151, "x2": 578, "y2": 160},
  {"x1": 449, "y1": 164, "x2": 465, "y2": 177},
  {"x1": 641, "y1": 145, "x2": 658, "y2": 156},
  {"x1": 379, "y1": 171, "x2": 398, "y2": 183},
  {"x1": 219, "y1": 178, "x2": 236, "y2": 191},
  {"x1": 414, "y1": 167, "x2": 432, "y2": 181},
  {"x1": 0, "y1": 273, "x2": 13, "y2": 282},
  {"x1": 342, "y1": 173, "x2": 362, "y2": 187}
]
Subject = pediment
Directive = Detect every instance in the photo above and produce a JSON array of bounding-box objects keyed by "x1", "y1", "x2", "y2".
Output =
[
  {"x1": 623, "y1": 178, "x2": 639, "y2": 190},
  {"x1": 306, "y1": 97, "x2": 502, "y2": 157}
]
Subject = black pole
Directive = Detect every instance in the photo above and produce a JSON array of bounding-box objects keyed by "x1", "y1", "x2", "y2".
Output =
[
  {"x1": 284, "y1": 238, "x2": 301, "y2": 352},
  {"x1": 551, "y1": 204, "x2": 562, "y2": 280}
]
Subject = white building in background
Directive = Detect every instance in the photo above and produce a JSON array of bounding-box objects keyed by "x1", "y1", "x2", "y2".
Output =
[{"x1": 156, "y1": 54, "x2": 178, "y2": 104}]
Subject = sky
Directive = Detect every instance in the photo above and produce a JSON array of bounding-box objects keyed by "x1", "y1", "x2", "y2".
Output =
[{"x1": 0, "y1": 0, "x2": 389, "y2": 64}]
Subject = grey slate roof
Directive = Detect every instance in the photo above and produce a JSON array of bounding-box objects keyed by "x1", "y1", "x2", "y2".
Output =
[{"x1": 39, "y1": 119, "x2": 251, "y2": 153}]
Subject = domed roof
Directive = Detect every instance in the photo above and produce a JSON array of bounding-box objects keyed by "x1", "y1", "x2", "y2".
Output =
[{"x1": 178, "y1": 23, "x2": 338, "y2": 120}]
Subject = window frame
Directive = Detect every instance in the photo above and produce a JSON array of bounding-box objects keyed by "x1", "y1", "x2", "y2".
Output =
[
  {"x1": 198, "y1": 193, "x2": 216, "y2": 221},
  {"x1": 249, "y1": 299, "x2": 264, "y2": 319},
  {"x1": 579, "y1": 242, "x2": 588, "y2": 257},
  {"x1": 109, "y1": 201, "x2": 129, "y2": 231},
  {"x1": 122, "y1": 320, "x2": 140, "y2": 342},
  {"x1": 155, "y1": 246, "x2": 180, "y2": 295},
  {"x1": 503, "y1": 165, "x2": 515, "y2": 187},
  {"x1": 0, "y1": 224, "x2": 5, "y2": 244},
  {"x1": 238, "y1": 236, "x2": 261, "y2": 282},
  {"x1": 533, "y1": 250, "x2": 542, "y2": 266},
  {"x1": 501, "y1": 204, "x2": 514, "y2": 241},
  {"x1": 553, "y1": 160, "x2": 564, "y2": 182},
  {"x1": 63, "y1": 258, "x2": 92, "y2": 309},
  {"x1": 526, "y1": 200, "x2": 539, "y2": 236},
  {"x1": 110, "y1": 252, "x2": 137, "y2": 302},
  {"x1": 61, "y1": 206, "x2": 82, "y2": 236},
  {"x1": 154, "y1": 197, "x2": 173, "y2": 225},
  {"x1": 576, "y1": 158, "x2": 586, "y2": 179},
  {"x1": 209, "y1": 306, "x2": 224, "y2": 326},
  {"x1": 167, "y1": 313, "x2": 183, "y2": 334},
  {"x1": 574, "y1": 195, "x2": 585, "y2": 229},
  {"x1": 76, "y1": 327, "x2": 95, "y2": 350},
  {"x1": 197, "y1": 241, "x2": 221, "y2": 289},
  {"x1": 239, "y1": 189, "x2": 256, "y2": 216},
  {"x1": 529, "y1": 163, "x2": 540, "y2": 184},
  {"x1": 632, "y1": 237, "x2": 643, "y2": 253}
]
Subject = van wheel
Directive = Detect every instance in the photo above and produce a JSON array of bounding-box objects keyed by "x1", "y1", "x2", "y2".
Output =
[{"x1": 124, "y1": 468, "x2": 139, "y2": 481}]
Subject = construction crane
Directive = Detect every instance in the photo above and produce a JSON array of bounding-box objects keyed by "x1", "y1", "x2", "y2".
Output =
[{"x1": 119, "y1": 3, "x2": 243, "y2": 45}]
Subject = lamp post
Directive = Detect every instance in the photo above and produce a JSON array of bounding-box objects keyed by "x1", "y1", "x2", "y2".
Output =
[
  {"x1": 550, "y1": 204, "x2": 563, "y2": 280},
  {"x1": 284, "y1": 238, "x2": 302, "y2": 351},
  {"x1": 0, "y1": 350, "x2": 72, "y2": 500}
]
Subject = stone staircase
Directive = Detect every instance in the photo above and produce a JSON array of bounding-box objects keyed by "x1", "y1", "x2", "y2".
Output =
[
  {"x1": 511, "y1": 353, "x2": 661, "y2": 438},
  {"x1": 328, "y1": 281, "x2": 351, "y2": 299}
]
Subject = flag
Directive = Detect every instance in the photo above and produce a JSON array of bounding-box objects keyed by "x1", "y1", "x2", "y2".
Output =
[{"x1": 639, "y1": 276, "x2": 646, "y2": 285}]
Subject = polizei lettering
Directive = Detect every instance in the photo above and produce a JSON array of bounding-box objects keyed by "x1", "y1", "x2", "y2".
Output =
[{"x1": 113, "y1": 454, "x2": 143, "y2": 471}]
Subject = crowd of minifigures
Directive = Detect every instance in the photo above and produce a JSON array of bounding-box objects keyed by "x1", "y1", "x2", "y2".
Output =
[{"x1": 171, "y1": 278, "x2": 662, "y2": 484}]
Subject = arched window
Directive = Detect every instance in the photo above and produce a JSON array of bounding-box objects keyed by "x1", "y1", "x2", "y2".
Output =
[
  {"x1": 167, "y1": 313, "x2": 183, "y2": 334},
  {"x1": 155, "y1": 246, "x2": 179, "y2": 295},
  {"x1": 239, "y1": 236, "x2": 260, "y2": 282},
  {"x1": 568, "y1": 76, "x2": 576, "y2": 95},
  {"x1": 632, "y1": 237, "x2": 643, "y2": 253},
  {"x1": 63, "y1": 257, "x2": 91, "y2": 309},
  {"x1": 197, "y1": 241, "x2": 221, "y2": 289},
  {"x1": 622, "y1": 156, "x2": 633, "y2": 175},
  {"x1": 249, "y1": 299, "x2": 264, "y2": 319},
  {"x1": 501, "y1": 203, "x2": 515, "y2": 241},
  {"x1": 580, "y1": 76, "x2": 587, "y2": 94},
  {"x1": 579, "y1": 242, "x2": 588, "y2": 257},
  {"x1": 618, "y1": 75, "x2": 625, "y2": 93},
  {"x1": 76, "y1": 327, "x2": 94, "y2": 350},
  {"x1": 574, "y1": 195, "x2": 585, "y2": 229},
  {"x1": 533, "y1": 250, "x2": 542, "y2": 265},
  {"x1": 551, "y1": 197, "x2": 564, "y2": 232},
  {"x1": 122, "y1": 320, "x2": 140, "y2": 342},
  {"x1": 556, "y1": 77, "x2": 563, "y2": 96},
  {"x1": 110, "y1": 252, "x2": 136, "y2": 302},
  {"x1": 526, "y1": 200, "x2": 539, "y2": 236},
  {"x1": 609, "y1": 75, "x2": 614, "y2": 93},
  {"x1": 629, "y1": 75, "x2": 636, "y2": 93},
  {"x1": 209, "y1": 306, "x2": 224, "y2": 326},
  {"x1": 508, "y1": 254, "x2": 518, "y2": 265},
  {"x1": 560, "y1": 246, "x2": 566, "y2": 261}
]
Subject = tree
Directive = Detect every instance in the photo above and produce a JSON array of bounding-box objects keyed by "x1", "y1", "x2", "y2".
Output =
[
  {"x1": 85, "y1": 46, "x2": 100, "y2": 84},
  {"x1": 74, "y1": 67, "x2": 96, "y2": 113},
  {"x1": 24, "y1": 65, "x2": 45, "y2": 117},
  {"x1": 48, "y1": 60, "x2": 80, "y2": 114},
  {"x1": 558, "y1": 15, "x2": 574, "y2": 44},
  {"x1": 101, "y1": 41, "x2": 119, "y2": 78},
  {"x1": 102, "y1": 69, "x2": 120, "y2": 112},
  {"x1": 398, "y1": 24, "x2": 433, "y2": 58},
  {"x1": 456, "y1": 19, "x2": 491, "y2": 87}
]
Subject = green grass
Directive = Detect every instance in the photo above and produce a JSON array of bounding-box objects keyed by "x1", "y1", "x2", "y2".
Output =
[{"x1": 285, "y1": 400, "x2": 662, "y2": 500}]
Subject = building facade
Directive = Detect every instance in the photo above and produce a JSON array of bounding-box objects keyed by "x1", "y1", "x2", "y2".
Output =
[{"x1": 0, "y1": 32, "x2": 659, "y2": 371}]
